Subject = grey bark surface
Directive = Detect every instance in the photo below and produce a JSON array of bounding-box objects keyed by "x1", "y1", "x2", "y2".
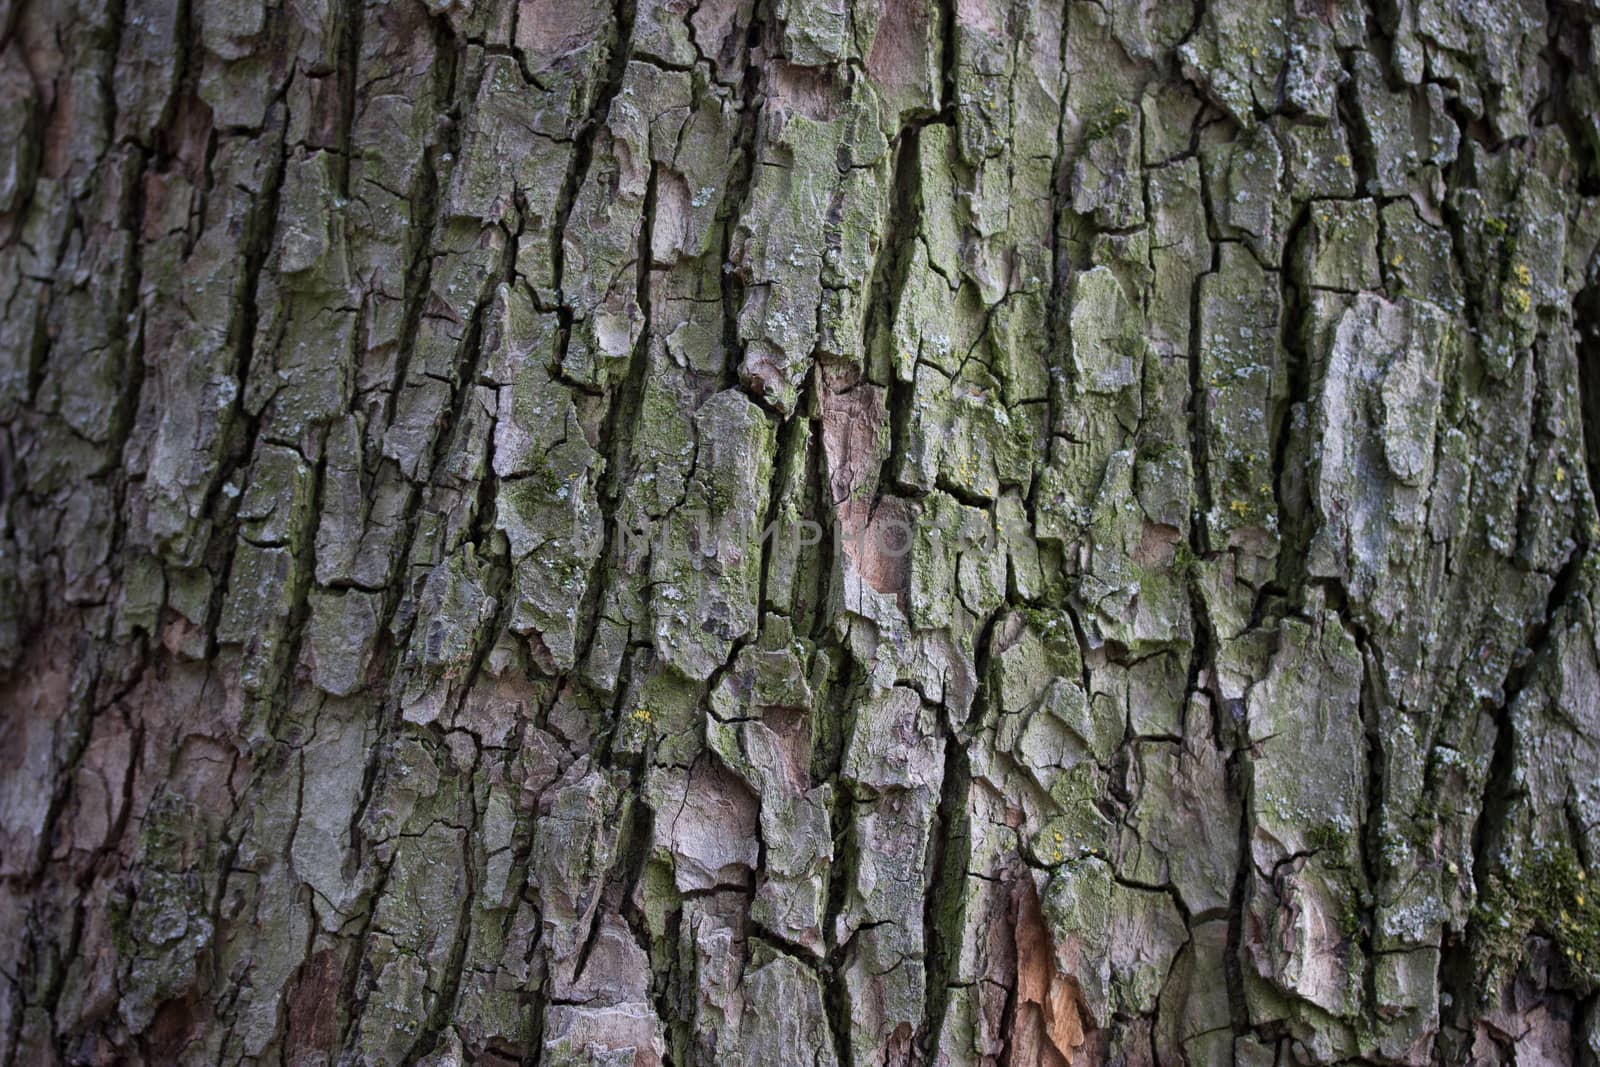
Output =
[{"x1": 2, "y1": 0, "x2": 1600, "y2": 1063}]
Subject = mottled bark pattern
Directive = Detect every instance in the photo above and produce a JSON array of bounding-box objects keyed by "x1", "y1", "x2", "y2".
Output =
[{"x1": 2, "y1": 0, "x2": 1600, "y2": 1063}]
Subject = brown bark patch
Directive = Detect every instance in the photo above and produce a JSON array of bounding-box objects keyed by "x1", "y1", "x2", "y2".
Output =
[
  {"x1": 146, "y1": 991, "x2": 210, "y2": 1063},
  {"x1": 822, "y1": 384, "x2": 911, "y2": 598},
  {"x1": 284, "y1": 948, "x2": 341, "y2": 1063},
  {"x1": 1008, "y1": 878, "x2": 1095, "y2": 1067}
]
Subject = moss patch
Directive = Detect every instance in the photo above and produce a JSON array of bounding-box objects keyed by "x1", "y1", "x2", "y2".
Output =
[{"x1": 1474, "y1": 844, "x2": 1600, "y2": 993}]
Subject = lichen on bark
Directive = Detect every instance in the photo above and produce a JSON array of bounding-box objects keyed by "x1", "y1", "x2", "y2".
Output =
[{"x1": 2, "y1": 0, "x2": 1600, "y2": 1064}]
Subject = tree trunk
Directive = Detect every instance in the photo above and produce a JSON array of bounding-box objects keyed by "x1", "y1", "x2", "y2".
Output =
[{"x1": 2, "y1": 0, "x2": 1600, "y2": 1063}]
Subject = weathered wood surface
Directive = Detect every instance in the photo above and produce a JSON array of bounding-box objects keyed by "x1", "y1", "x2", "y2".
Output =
[{"x1": 2, "y1": 0, "x2": 1600, "y2": 1063}]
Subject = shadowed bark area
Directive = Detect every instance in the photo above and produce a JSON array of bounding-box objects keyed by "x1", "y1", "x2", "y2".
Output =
[{"x1": 2, "y1": 0, "x2": 1600, "y2": 1063}]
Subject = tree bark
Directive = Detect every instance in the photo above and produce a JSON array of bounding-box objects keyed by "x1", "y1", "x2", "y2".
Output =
[{"x1": 2, "y1": 0, "x2": 1600, "y2": 1063}]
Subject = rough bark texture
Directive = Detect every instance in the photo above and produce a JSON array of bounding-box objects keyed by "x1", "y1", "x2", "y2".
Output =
[{"x1": 3, "y1": 0, "x2": 1600, "y2": 1063}]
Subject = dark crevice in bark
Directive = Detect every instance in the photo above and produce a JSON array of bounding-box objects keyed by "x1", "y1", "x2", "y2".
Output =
[
  {"x1": 937, "y1": 0, "x2": 958, "y2": 118},
  {"x1": 861, "y1": 123, "x2": 921, "y2": 383},
  {"x1": 262, "y1": 446, "x2": 329, "y2": 740},
  {"x1": 1186, "y1": 244, "x2": 1221, "y2": 554},
  {"x1": 97, "y1": 0, "x2": 132, "y2": 155},
  {"x1": 1439, "y1": 119, "x2": 1491, "y2": 363},
  {"x1": 369, "y1": 50, "x2": 486, "y2": 713},
  {"x1": 1335, "y1": 42, "x2": 1381, "y2": 203},
  {"x1": 570, "y1": 778, "x2": 650, "y2": 1020},
  {"x1": 332, "y1": 0, "x2": 365, "y2": 199},
  {"x1": 199, "y1": 100, "x2": 291, "y2": 649},
  {"x1": 550, "y1": 0, "x2": 638, "y2": 392},
  {"x1": 1033, "y1": 8, "x2": 1072, "y2": 520},
  {"x1": 38, "y1": 717, "x2": 145, "y2": 1065},
  {"x1": 819, "y1": 650, "x2": 864, "y2": 1067},
  {"x1": 864, "y1": 128, "x2": 923, "y2": 521},
  {"x1": 805, "y1": 435, "x2": 840, "y2": 664},
  {"x1": 1184, "y1": 214, "x2": 1224, "y2": 700},
  {"x1": 385, "y1": 216, "x2": 509, "y2": 665},
  {"x1": 571, "y1": 160, "x2": 658, "y2": 691},
  {"x1": 424, "y1": 210, "x2": 527, "y2": 743},
  {"x1": 1455, "y1": 543, "x2": 1587, "y2": 1026},
  {"x1": 382, "y1": 18, "x2": 459, "y2": 430},
  {"x1": 1574, "y1": 280, "x2": 1600, "y2": 521},
  {"x1": 756, "y1": 402, "x2": 808, "y2": 622},
  {"x1": 332, "y1": 31, "x2": 474, "y2": 1061},
  {"x1": 402, "y1": 741, "x2": 483, "y2": 1066},
  {"x1": 994, "y1": 982, "x2": 1023, "y2": 1067},
  {"x1": 716, "y1": 0, "x2": 766, "y2": 394},
  {"x1": 551, "y1": 128, "x2": 661, "y2": 1050},
  {"x1": 105, "y1": 153, "x2": 152, "y2": 536},
  {"x1": 1221, "y1": 736, "x2": 1254, "y2": 1036},
  {"x1": 17, "y1": 259, "x2": 53, "y2": 408},
  {"x1": 275, "y1": 748, "x2": 314, "y2": 1052},
  {"x1": 335, "y1": 856, "x2": 397, "y2": 1056},
  {"x1": 1270, "y1": 202, "x2": 1313, "y2": 612},
  {"x1": 1546, "y1": 0, "x2": 1600, "y2": 196},
  {"x1": 917, "y1": 618, "x2": 982, "y2": 1061},
  {"x1": 1351, "y1": 608, "x2": 1387, "y2": 1021},
  {"x1": 519, "y1": 955, "x2": 548, "y2": 1067},
  {"x1": 26, "y1": 139, "x2": 158, "y2": 891},
  {"x1": 640, "y1": 848, "x2": 687, "y2": 1067}
]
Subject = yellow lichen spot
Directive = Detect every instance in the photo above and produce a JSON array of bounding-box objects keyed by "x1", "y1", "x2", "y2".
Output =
[
  {"x1": 1390, "y1": 253, "x2": 1404, "y2": 266},
  {"x1": 1556, "y1": 466, "x2": 1566, "y2": 484},
  {"x1": 1334, "y1": 153, "x2": 1352, "y2": 167},
  {"x1": 1504, "y1": 264, "x2": 1534, "y2": 315},
  {"x1": 1229, "y1": 499, "x2": 1250, "y2": 517}
]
